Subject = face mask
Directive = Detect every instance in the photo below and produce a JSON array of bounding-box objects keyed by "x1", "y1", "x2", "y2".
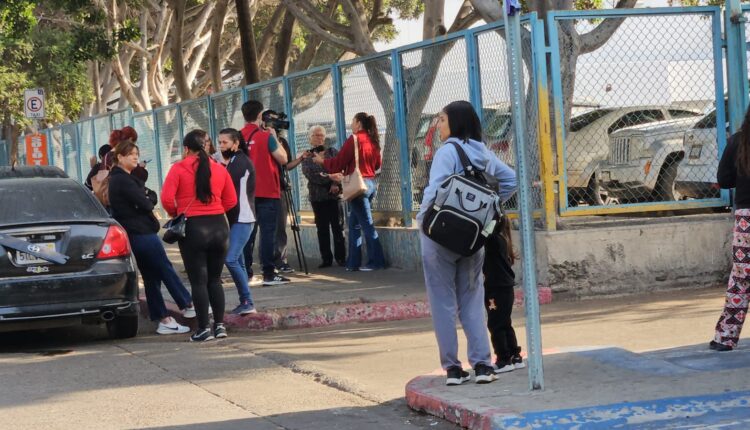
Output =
[{"x1": 221, "y1": 148, "x2": 236, "y2": 159}]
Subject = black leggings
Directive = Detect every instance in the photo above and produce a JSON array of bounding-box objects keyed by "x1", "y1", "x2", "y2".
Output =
[
  {"x1": 483, "y1": 232, "x2": 520, "y2": 361},
  {"x1": 178, "y1": 214, "x2": 229, "y2": 329}
]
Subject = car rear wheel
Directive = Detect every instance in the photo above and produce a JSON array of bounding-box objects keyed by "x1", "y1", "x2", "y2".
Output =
[
  {"x1": 584, "y1": 175, "x2": 618, "y2": 206},
  {"x1": 653, "y1": 157, "x2": 684, "y2": 202},
  {"x1": 106, "y1": 314, "x2": 138, "y2": 339}
]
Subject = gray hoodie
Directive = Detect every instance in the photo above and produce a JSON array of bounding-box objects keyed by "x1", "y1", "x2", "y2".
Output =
[{"x1": 417, "y1": 137, "x2": 517, "y2": 225}]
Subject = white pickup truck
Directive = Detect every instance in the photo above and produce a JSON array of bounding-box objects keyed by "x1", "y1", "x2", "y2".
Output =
[{"x1": 598, "y1": 116, "x2": 703, "y2": 202}]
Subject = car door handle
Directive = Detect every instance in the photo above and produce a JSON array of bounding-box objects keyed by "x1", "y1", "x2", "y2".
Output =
[{"x1": 0, "y1": 233, "x2": 69, "y2": 265}]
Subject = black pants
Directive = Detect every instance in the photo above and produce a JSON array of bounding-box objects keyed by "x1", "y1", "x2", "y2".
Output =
[
  {"x1": 311, "y1": 200, "x2": 346, "y2": 264},
  {"x1": 178, "y1": 214, "x2": 229, "y2": 329},
  {"x1": 483, "y1": 233, "x2": 520, "y2": 361}
]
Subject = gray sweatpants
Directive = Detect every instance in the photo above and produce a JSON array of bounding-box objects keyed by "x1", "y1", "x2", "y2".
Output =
[{"x1": 420, "y1": 232, "x2": 492, "y2": 370}]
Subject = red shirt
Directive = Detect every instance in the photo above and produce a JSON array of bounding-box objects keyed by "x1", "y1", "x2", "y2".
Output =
[
  {"x1": 324, "y1": 131, "x2": 381, "y2": 178},
  {"x1": 241, "y1": 123, "x2": 281, "y2": 199},
  {"x1": 161, "y1": 154, "x2": 237, "y2": 217}
]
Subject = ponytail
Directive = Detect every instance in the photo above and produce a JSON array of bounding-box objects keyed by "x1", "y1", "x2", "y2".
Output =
[
  {"x1": 354, "y1": 112, "x2": 380, "y2": 151},
  {"x1": 183, "y1": 129, "x2": 213, "y2": 204}
]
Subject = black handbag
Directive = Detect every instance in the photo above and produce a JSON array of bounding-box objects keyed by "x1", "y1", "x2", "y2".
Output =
[{"x1": 162, "y1": 198, "x2": 194, "y2": 244}]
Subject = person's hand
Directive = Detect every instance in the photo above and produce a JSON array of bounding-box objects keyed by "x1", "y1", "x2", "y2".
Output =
[
  {"x1": 89, "y1": 155, "x2": 97, "y2": 168},
  {"x1": 312, "y1": 152, "x2": 325, "y2": 165},
  {"x1": 330, "y1": 184, "x2": 340, "y2": 194},
  {"x1": 138, "y1": 161, "x2": 147, "y2": 168},
  {"x1": 329, "y1": 172, "x2": 344, "y2": 182},
  {"x1": 298, "y1": 151, "x2": 312, "y2": 160}
]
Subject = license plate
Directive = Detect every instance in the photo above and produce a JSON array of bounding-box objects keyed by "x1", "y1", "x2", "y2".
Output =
[
  {"x1": 600, "y1": 171, "x2": 611, "y2": 182},
  {"x1": 689, "y1": 145, "x2": 702, "y2": 159},
  {"x1": 15, "y1": 242, "x2": 56, "y2": 265}
]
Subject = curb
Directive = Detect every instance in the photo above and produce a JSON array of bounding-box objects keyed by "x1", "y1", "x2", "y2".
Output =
[{"x1": 139, "y1": 287, "x2": 553, "y2": 332}]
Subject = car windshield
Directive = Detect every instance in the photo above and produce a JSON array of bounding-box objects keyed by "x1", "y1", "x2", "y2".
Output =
[
  {"x1": 569, "y1": 108, "x2": 615, "y2": 132},
  {"x1": 0, "y1": 178, "x2": 108, "y2": 226}
]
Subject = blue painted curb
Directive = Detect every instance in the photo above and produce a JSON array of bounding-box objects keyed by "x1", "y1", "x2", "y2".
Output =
[{"x1": 493, "y1": 390, "x2": 750, "y2": 429}]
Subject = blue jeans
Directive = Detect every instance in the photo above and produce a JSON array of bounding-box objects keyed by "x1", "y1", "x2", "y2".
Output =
[
  {"x1": 226, "y1": 222, "x2": 254, "y2": 304},
  {"x1": 129, "y1": 233, "x2": 192, "y2": 321},
  {"x1": 347, "y1": 179, "x2": 386, "y2": 269},
  {"x1": 255, "y1": 198, "x2": 280, "y2": 278},
  {"x1": 242, "y1": 223, "x2": 259, "y2": 277}
]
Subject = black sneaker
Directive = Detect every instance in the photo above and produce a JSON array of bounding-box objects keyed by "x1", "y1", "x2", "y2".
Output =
[
  {"x1": 263, "y1": 274, "x2": 291, "y2": 286},
  {"x1": 277, "y1": 264, "x2": 295, "y2": 274},
  {"x1": 190, "y1": 328, "x2": 214, "y2": 342},
  {"x1": 494, "y1": 357, "x2": 515, "y2": 374},
  {"x1": 474, "y1": 363, "x2": 498, "y2": 384},
  {"x1": 213, "y1": 323, "x2": 227, "y2": 339},
  {"x1": 446, "y1": 366, "x2": 471, "y2": 386},
  {"x1": 709, "y1": 340, "x2": 733, "y2": 352}
]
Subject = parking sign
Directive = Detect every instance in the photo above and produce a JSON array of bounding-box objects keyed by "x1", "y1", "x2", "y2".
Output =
[{"x1": 24, "y1": 89, "x2": 45, "y2": 119}]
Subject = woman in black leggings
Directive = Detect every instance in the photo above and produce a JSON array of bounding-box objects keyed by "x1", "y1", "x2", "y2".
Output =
[{"x1": 161, "y1": 129, "x2": 238, "y2": 341}]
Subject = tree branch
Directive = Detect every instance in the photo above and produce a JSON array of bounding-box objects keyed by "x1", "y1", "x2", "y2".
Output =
[
  {"x1": 281, "y1": 0, "x2": 356, "y2": 52},
  {"x1": 578, "y1": 0, "x2": 638, "y2": 54},
  {"x1": 449, "y1": 1, "x2": 479, "y2": 33},
  {"x1": 209, "y1": 0, "x2": 230, "y2": 92},
  {"x1": 297, "y1": 0, "x2": 350, "y2": 35},
  {"x1": 257, "y1": 3, "x2": 286, "y2": 64}
]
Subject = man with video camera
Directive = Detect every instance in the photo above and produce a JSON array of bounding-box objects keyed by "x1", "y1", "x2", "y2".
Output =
[{"x1": 240, "y1": 101, "x2": 291, "y2": 286}]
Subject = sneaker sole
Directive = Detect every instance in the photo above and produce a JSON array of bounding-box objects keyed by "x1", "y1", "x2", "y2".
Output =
[
  {"x1": 215, "y1": 333, "x2": 228, "y2": 339},
  {"x1": 239, "y1": 310, "x2": 258, "y2": 315},
  {"x1": 513, "y1": 362, "x2": 526, "y2": 369},
  {"x1": 494, "y1": 364, "x2": 515, "y2": 374},
  {"x1": 157, "y1": 327, "x2": 190, "y2": 335},
  {"x1": 190, "y1": 335, "x2": 215, "y2": 342},
  {"x1": 446, "y1": 376, "x2": 471, "y2": 386},
  {"x1": 475, "y1": 373, "x2": 498, "y2": 384},
  {"x1": 263, "y1": 281, "x2": 290, "y2": 286}
]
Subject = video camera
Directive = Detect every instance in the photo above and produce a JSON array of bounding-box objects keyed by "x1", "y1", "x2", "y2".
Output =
[
  {"x1": 307, "y1": 145, "x2": 326, "y2": 155},
  {"x1": 262, "y1": 109, "x2": 290, "y2": 131}
]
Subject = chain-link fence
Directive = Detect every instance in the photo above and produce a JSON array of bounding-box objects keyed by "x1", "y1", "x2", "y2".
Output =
[
  {"x1": 550, "y1": 9, "x2": 724, "y2": 213},
  {"x1": 212, "y1": 89, "x2": 244, "y2": 135}
]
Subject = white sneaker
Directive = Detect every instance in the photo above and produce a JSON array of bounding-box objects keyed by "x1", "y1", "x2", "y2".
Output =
[
  {"x1": 182, "y1": 306, "x2": 196, "y2": 319},
  {"x1": 249, "y1": 275, "x2": 264, "y2": 287},
  {"x1": 157, "y1": 317, "x2": 190, "y2": 335}
]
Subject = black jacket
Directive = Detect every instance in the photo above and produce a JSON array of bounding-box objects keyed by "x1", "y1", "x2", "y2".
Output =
[
  {"x1": 108, "y1": 166, "x2": 160, "y2": 235},
  {"x1": 718, "y1": 133, "x2": 750, "y2": 209},
  {"x1": 225, "y1": 151, "x2": 256, "y2": 225}
]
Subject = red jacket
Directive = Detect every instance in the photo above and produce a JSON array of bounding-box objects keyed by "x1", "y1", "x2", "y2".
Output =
[
  {"x1": 324, "y1": 131, "x2": 381, "y2": 178},
  {"x1": 242, "y1": 123, "x2": 281, "y2": 199},
  {"x1": 161, "y1": 154, "x2": 237, "y2": 217}
]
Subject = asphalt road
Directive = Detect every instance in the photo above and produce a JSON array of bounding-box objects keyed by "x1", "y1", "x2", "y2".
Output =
[{"x1": 0, "y1": 286, "x2": 735, "y2": 429}]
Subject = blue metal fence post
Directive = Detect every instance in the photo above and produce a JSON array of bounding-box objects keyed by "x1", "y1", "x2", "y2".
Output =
[
  {"x1": 152, "y1": 111, "x2": 165, "y2": 187},
  {"x1": 74, "y1": 122, "x2": 83, "y2": 182},
  {"x1": 726, "y1": 0, "x2": 749, "y2": 133},
  {"x1": 283, "y1": 76, "x2": 301, "y2": 220},
  {"x1": 45, "y1": 129, "x2": 53, "y2": 167},
  {"x1": 176, "y1": 104, "x2": 185, "y2": 141},
  {"x1": 391, "y1": 50, "x2": 413, "y2": 226},
  {"x1": 332, "y1": 65, "x2": 347, "y2": 148},
  {"x1": 503, "y1": 2, "x2": 544, "y2": 391},
  {"x1": 465, "y1": 33, "x2": 484, "y2": 127},
  {"x1": 207, "y1": 96, "x2": 217, "y2": 143}
]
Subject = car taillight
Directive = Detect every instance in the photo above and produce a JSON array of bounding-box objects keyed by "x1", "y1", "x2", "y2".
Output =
[{"x1": 97, "y1": 225, "x2": 131, "y2": 259}]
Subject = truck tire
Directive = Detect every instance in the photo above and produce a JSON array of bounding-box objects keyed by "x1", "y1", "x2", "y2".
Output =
[
  {"x1": 653, "y1": 157, "x2": 683, "y2": 202},
  {"x1": 107, "y1": 314, "x2": 139, "y2": 339}
]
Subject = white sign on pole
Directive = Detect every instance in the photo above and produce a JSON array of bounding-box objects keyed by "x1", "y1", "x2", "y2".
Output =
[{"x1": 24, "y1": 89, "x2": 45, "y2": 119}]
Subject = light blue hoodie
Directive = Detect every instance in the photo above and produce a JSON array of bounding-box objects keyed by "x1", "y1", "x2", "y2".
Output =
[{"x1": 417, "y1": 137, "x2": 517, "y2": 225}]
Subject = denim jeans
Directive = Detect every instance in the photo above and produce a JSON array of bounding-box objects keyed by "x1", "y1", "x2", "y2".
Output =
[
  {"x1": 129, "y1": 233, "x2": 192, "y2": 321},
  {"x1": 242, "y1": 223, "x2": 259, "y2": 277},
  {"x1": 347, "y1": 178, "x2": 386, "y2": 269},
  {"x1": 254, "y1": 198, "x2": 280, "y2": 278},
  {"x1": 226, "y1": 222, "x2": 254, "y2": 305}
]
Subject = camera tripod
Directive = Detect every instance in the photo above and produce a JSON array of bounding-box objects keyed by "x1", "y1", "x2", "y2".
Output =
[{"x1": 282, "y1": 170, "x2": 309, "y2": 274}]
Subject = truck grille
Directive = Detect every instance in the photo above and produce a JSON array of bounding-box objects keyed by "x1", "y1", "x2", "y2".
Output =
[{"x1": 609, "y1": 137, "x2": 631, "y2": 165}]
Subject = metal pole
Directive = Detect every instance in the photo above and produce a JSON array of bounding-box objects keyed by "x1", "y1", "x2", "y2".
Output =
[
  {"x1": 502, "y1": 2, "x2": 544, "y2": 390},
  {"x1": 726, "y1": 0, "x2": 749, "y2": 133},
  {"x1": 391, "y1": 50, "x2": 414, "y2": 227},
  {"x1": 283, "y1": 76, "x2": 301, "y2": 223}
]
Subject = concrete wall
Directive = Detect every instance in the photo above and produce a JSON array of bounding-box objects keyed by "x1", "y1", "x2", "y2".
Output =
[{"x1": 293, "y1": 213, "x2": 733, "y2": 298}]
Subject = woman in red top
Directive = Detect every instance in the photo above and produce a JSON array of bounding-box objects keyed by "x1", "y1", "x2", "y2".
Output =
[
  {"x1": 313, "y1": 112, "x2": 385, "y2": 271},
  {"x1": 161, "y1": 129, "x2": 237, "y2": 342}
]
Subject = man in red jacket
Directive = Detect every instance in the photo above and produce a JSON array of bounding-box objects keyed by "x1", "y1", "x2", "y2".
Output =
[{"x1": 240, "y1": 100, "x2": 291, "y2": 286}]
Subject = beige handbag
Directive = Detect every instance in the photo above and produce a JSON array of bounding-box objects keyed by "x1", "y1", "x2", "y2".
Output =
[{"x1": 341, "y1": 134, "x2": 368, "y2": 201}]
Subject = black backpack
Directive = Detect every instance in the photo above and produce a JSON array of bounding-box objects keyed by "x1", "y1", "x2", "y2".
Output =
[{"x1": 422, "y1": 141, "x2": 503, "y2": 257}]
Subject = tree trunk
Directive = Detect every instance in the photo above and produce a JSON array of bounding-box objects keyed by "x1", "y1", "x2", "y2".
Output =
[
  {"x1": 169, "y1": 0, "x2": 192, "y2": 101},
  {"x1": 272, "y1": 11, "x2": 296, "y2": 77},
  {"x1": 423, "y1": 0, "x2": 445, "y2": 39},
  {"x1": 235, "y1": 0, "x2": 261, "y2": 84}
]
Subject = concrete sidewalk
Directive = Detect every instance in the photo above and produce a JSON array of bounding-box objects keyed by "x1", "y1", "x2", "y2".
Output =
[
  {"x1": 137, "y1": 243, "x2": 552, "y2": 331},
  {"x1": 406, "y1": 343, "x2": 750, "y2": 429}
]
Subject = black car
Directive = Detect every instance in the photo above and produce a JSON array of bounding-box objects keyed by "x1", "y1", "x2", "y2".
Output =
[{"x1": 0, "y1": 166, "x2": 139, "y2": 338}]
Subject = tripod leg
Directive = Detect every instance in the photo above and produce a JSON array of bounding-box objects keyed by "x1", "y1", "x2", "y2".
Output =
[{"x1": 286, "y1": 188, "x2": 308, "y2": 274}]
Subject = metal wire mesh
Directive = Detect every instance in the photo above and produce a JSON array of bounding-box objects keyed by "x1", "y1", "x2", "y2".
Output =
[
  {"x1": 401, "y1": 39, "x2": 471, "y2": 210},
  {"x1": 555, "y1": 13, "x2": 719, "y2": 209},
  {"x1": 93, "y1": 115, "x2": 110, "y2": 154},
  {"x1": 290, "y1": 72, "x2": 337, "y2": 211},
  {"x1": 134, "y1": 113, "x2": 162, "y2": 196},
  {"x1": 155, "y1": 107, "x2": 182, "y2": 183},
  {"x1": 212, "y1": 89, "x2": 244, "y2": 134},
  {"x1": 62, "y1": 124, "x2": 81, "y2": 182},
  {"x1": 247, "y1": 82, "x2": 286, "y2": 114},
  {"x1": 77, "y1": 120, "x2": 95, "y2": 183},
  {"x1": 476, "y1": 25, "x2": 543, "y2": 212},
  {"x1": 341, "y1": 57, "x2": 401, "y2": 213},
  {"x1": 50, "y1": 128, "x2": 64, "y2": 170},
  {"x1": 111, "y1": 109, "x2": 132, "y2": 129},
  {"x1": 182, "y1": 99, "x2": 211, "y2": 135}
]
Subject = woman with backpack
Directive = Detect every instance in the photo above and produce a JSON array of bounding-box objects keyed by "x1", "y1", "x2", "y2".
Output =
[
  {"x1": 108, "y1": 140, "x2": 195, "y2": 335},
  {"x1": 418, "y1": 101, "x2": 516, "y2": 386},
  {"x1": 161, "y1": 129, "x2": 237, "y2": 342}
]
